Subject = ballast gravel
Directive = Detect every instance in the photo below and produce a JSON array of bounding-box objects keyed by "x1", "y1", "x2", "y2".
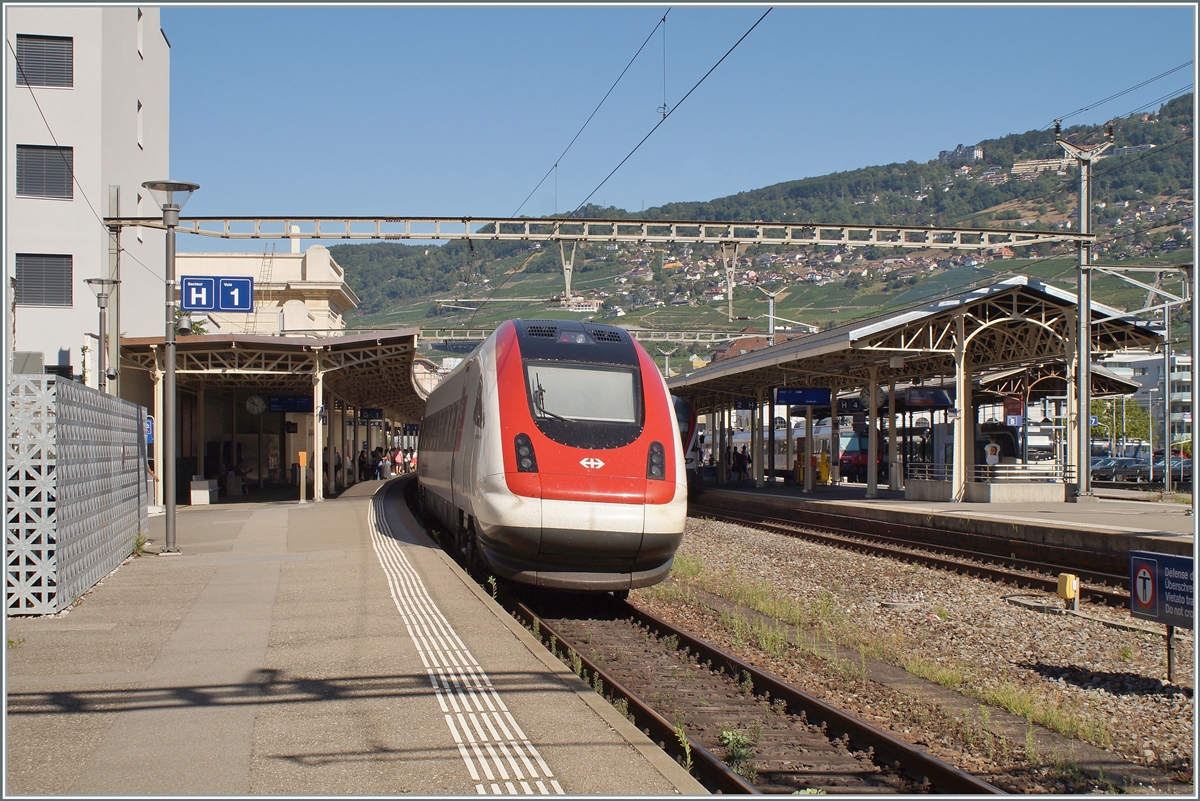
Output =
[{"x1": 635, "y1": 517, "x2": 1193, "y2": 783}]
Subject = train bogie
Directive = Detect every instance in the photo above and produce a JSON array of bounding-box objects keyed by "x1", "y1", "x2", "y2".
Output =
[{"x1": 418, "y1": 319, "x2": 687, "y2": 592}]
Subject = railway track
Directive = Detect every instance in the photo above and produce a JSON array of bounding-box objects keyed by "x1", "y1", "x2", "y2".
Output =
[
  {"x1": 689, "y1": 502, "x2": 1130, "y2": 607},
  {"x1": 505, "y1": 589, "x2": 1001, "y2": 795}
]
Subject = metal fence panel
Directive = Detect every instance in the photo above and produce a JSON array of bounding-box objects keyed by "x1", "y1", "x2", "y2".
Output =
[
  {"x1": 5, "y1": 376, "x2": 58, "y2": 614},
  {"x1": 6, "y1": 376, "x2": 148, "y2": 615}
]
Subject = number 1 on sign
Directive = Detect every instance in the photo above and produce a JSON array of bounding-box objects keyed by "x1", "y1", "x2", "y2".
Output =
[{"x1": 229, "y1": 287, "x2": 238, "y2": 306}]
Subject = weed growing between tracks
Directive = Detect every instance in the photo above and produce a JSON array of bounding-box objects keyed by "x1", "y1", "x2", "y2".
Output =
[
  {"x1": 639, "y1": 560, "x2": 1136, "y2": 791},
  {"x1": 657, "y1": 546, "x2": 1120, "y2": 757}
]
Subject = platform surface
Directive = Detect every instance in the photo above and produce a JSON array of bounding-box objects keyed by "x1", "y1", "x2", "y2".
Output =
[
  {"x1": 5, "y1": 478, "x2": 704, "y2": 796},
  {"x1": 695, "y1": 478, "x2": 1194, "y2": 555}
]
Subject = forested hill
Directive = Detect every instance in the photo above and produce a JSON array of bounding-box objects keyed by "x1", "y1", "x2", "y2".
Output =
[{"x1": 335, "y1": 94, "x2": 1192, "y2": 317}]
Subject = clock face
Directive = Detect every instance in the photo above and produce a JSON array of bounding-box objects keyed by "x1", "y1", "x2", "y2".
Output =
[{"x1": 246, "y1": 395, "x2": 266, "y2": 415}]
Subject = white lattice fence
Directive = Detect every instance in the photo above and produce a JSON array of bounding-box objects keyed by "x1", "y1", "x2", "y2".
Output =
[{"x1": 6, "y1": 377, "x2": 148, "y2": 615}]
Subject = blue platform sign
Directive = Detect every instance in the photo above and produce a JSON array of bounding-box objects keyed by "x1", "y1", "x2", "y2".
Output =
[
  {"x1": 180, "y1": 276, "x2": 254, "y2": 312},
  {"x1": 219, "y1": 277, "x2": 254, "y2": 311},
  {"x1": 776, "y1": 388, "x2": 832, "y2": 407},
  {"x1": 360, "y1": 408, "x2": 384, "y2": 420},
  {"x1": 402, "y1": 423, "x2": 420, "y2": 435},
  {"x1": 145, "y1": 415, "x2": 153, "y2": 445},
  {"x1": 1130, "y1": 551, "x2": 1193, "y2": 629},
  {"x1": 732, "y1": 397, "x2": 757, "y2": 410},
  {"x1": 180, "y1": 277, "x2": 216, "y2": 311}
]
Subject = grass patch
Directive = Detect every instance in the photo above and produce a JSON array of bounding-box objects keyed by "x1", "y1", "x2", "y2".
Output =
[{"x1": 670, "y1": 545, "x2": 1115, "y2": 751}]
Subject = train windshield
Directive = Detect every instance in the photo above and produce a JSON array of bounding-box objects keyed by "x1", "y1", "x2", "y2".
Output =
[{"x1": 524, "y1": 361, "x2": 643, "y2": 448}]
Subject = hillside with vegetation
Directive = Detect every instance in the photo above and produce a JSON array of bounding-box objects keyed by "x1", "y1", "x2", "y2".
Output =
[{"x1": 335, "y1": 95, "x2": 1192, "y2": 363}]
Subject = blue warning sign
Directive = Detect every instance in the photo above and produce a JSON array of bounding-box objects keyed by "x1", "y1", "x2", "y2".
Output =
[{"x1": 1130, "y1": 551, "x2": 1193, "y2": 629}]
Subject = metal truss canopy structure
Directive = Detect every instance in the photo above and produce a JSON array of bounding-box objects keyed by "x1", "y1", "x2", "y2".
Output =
[
  {"x1": 120, "y1": 330, "x2": 428, "y2": 422},
  {"x1": 667, "y1": 276, "x2": 1159, "y2": 410},
  {"x1": 103, "y1": 215, "x2": 1092, "y2": 250},
  {"x1": 416, "y1": 327, "x2": 750, "y2": 346}
]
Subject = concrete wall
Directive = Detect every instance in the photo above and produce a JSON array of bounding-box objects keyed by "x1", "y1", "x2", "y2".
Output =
[
  {"x1": 904, "y1": 479, "x2": 954, "y2": 502},
  {"x1": 6, "y1": 7, "x2": 169, "y2": 389},
  {"x1": 963, "y1": 482, "x2": 1067, "y2": 503}
]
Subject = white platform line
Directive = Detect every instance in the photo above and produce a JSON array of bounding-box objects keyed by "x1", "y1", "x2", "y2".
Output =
[{"x1": 370, "y1": 497, "x2": 564, "y2": 795}]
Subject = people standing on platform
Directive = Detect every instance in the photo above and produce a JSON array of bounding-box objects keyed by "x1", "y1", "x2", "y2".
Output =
[
  {"x1": 358, "y1": 448, "x2": 368, "y2": 482},
  {"x1": 984, "y1": 435, "x2": 1002, "y2": 480},
  {"x1": 334, "y1": 450, "x2": 342, "y2": 485}
]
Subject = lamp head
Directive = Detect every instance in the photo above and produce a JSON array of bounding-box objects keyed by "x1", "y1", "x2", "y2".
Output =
[
  {"x1": 141, "y1": 180, "x2": 199, "y2": 212},
  {"x1": 84, "y1": 277, "x2": 119, "y2": 305}
]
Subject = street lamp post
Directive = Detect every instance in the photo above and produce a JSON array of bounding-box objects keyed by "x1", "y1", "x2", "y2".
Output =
[
  {"x1": 1148, "y1": 388, "x2": 1158, "y2": 484},
  {"x1": 84, "y1": 278, "x2": 119, "y2": 393},
  {"x1": 143, "y1": 180, "x2": 199, "y2": 556}
]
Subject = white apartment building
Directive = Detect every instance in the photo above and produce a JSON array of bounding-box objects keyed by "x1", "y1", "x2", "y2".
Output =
[
  {"x1": 1103, "y1": 349, "x2": 1193, "y2": 446},
  {"x1": 6, "y1": 6, "x2": 169, "y2": 409}
]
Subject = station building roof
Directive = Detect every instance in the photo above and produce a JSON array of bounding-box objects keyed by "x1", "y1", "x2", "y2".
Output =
[
  {"x1": 667, "y1": 276, "x2": 1161, "y2": 414},
  {"x1": 120, "y1": 329, "x2": 427, "y2": 422}
]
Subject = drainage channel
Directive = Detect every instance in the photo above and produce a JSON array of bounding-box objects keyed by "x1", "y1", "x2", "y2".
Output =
[{"x1": 504, "y1": 590, "x2": 1002, "y2": 795}]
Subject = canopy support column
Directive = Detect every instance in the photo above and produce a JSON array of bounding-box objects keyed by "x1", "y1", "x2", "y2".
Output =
[
  {"x1": 889, "y1": 377, "x2": 900, "y2": 490},
  {"x1": 754, "y1": 389, "x2": 765, "y2": 488},
  {"x1": 952, "y1": 313, "x2": 969, "y2": 501},
  {"x1": 803, "y1": 404, "x2": 814, "y2": 493},
  {"x1": 196, "y1": 385, "x2": 206, "y2": 479},
  {"x1": 866, "y1": 366, "x2": 879, "y2": 499},
  {"x1": 312, "y1": 351, "x2": 325, "y2": 502}
]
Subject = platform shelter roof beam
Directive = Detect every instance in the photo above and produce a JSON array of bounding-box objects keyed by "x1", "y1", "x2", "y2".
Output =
[
  {"x1": 103, "y1": 215, "x2": 1091, "y2": 251},
  {"x1": 667, "y1": 276, "x2": 1160, "y2": 415},
  {"x1": 120, "y1": 330, "x2": 428, "y2": 423}
]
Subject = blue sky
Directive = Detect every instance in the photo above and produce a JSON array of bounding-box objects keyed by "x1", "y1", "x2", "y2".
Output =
[{"x1": 164, "y1": 4, "x2": 1196, "y2": 250}]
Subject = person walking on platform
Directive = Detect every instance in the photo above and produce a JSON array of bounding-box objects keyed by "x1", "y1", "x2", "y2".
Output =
[{"x1": 358, "y1": 448, "x2": 369, "y2": 482}]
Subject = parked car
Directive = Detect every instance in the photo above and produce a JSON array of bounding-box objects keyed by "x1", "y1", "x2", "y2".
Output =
[
  {"x1": 1153, "y1": 457, "x2": 1192, "y2": 485},
  {"x1": 1110, "y1": 460, "x2": 1152, "y2": 483},
  {"x1": 1092, "y1": 457, "x2": 1142, "y2": 481},
  {"x1": 1111, "y1": 458, "x2": 1191, "y2": 484}
]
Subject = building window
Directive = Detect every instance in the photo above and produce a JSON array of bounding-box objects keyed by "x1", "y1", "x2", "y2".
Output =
[
  {"x1": 16, "y1": 145, "x2": 73, "y2": 198},
  {"x1": 15, "y1": 254, "x2": 73, "y2": 307},
  {"x1": 14, "y1": 34, "x2": 73, "y2": 88}
]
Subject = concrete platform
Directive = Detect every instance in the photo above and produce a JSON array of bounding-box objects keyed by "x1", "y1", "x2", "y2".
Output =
[
  {"x1": 694, "y1": 479, "x2": 1195, "y2": 559},
  {"x1": 5, "y1": 477, "x2": 705, "y2": 796}
]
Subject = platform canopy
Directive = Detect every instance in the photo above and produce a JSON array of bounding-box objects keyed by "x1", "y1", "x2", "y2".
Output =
[
  {"x1": 667, "y1": 276, "x2": 1161, "y2": 413},
  {"x1": 120, "y1": 329, "x2": 428, "y2": 422},
  {"x1": 975, "y1": 362, "x2": 1141, "y2": 403}
]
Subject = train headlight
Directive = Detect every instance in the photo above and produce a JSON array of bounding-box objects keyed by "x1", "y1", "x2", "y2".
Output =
[
  {"x1": 515, "y1": 433, "x2": 539, "y2": 473},
  {"x1": 647, "y1": 441, "x2": 666, "y2": 480}
]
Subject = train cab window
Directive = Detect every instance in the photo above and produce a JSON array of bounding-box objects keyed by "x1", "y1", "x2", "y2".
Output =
[{"x1": 523, "y1": 361, "x2": 643, "y2": 448}]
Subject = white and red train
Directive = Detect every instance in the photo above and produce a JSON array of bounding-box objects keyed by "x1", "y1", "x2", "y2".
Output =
[{"x1": 417, "y1": 319, "x2": 688, "y2": 593}]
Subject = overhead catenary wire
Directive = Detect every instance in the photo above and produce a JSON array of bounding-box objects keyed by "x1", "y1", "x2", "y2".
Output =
[
  {"x1": 1040, "y1": 60, "x2": 1193, "y2": 130},
  {"x1": 508, "y1": 8, "x2": 671, "y2": 220},
  {"x1": 6, "y1": 36, "x2": 164, "y2": 286},
  {"x1": 569, "y1": 7, "x2": 772, "y2": 217}
]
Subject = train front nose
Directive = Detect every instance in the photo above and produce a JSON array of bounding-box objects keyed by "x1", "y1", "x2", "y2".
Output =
[{"x1": 536, "y1": 474, "x2": 649, "y2": 573}]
